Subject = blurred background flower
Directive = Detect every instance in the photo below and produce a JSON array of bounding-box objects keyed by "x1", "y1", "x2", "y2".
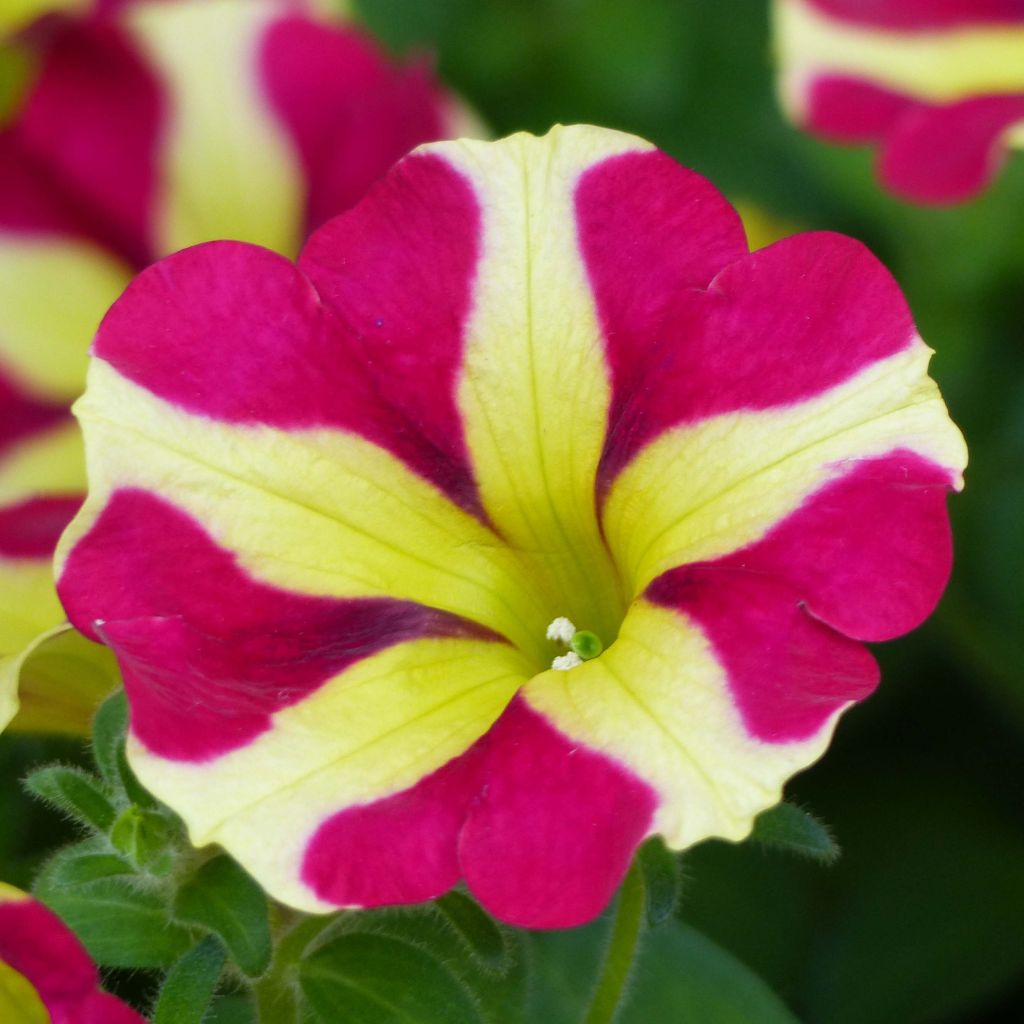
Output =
[
  {"x1": 773, "y1": 0, "x2": 1024, "y2": 203},
  {"x1": 0, "y1": 0, "x2": 470, "y2": 736},
  {"x1": 0, "y1": 881, "x2": 144, "y2": 1023}
]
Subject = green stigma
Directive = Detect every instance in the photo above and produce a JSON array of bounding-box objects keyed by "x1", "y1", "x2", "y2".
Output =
[{"x1": 570, "y1": 630, "x2": 603, "y2": 661}]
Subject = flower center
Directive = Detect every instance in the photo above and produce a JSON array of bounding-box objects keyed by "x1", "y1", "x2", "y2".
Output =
[{"x1": 545, "y1": 616, "x2": 604, "y2": 671}]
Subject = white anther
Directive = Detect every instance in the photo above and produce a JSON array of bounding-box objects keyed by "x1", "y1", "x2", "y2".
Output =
[
  {"x1": 551, "y1": 652, "x2": 583, "y2": 671},
  {"x1": 546, "y1": 616, "x2": 577, "y2": 644}
]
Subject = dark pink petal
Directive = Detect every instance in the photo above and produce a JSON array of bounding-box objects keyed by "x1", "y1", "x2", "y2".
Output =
[
  {"x1": 15, "y1": 18, "x2": 162, "y2": 264},
  {"x1": 0, "y1": 370, "x2": 69, "y2": 459},
  {"x1": 301, "y1": 152, "x2": 485, "y2": 516},
  {"x1": 575, "y1": 149, "x2": 747, "y2": 463},
  {"x1": 805, "y1": 0, "x2": 1024, "y2": 30},
  {"x1": 459, "y1": 697, "x2": 656, "y2": 929},
  {"x1": 880, "y1": 94, "x2": 1024, "y2": 204},
  {"x1": 806, "y1": 76, "x2": 918, "y2": 142},
  {"x1": 647, "y1": 451, "x2": 954, "y2": 741},
  {"x1": 96, "y1": 216, "x2": 484, "y2": 514},
  {"x1": 598, "y1": 231, "x2": 914, "y2": 483},
  {"x1": 302, "y1": 743, "x2": 485, "y2": 907},
  {"x1": 262, "y1": 17, "x2": 448, "y2": 235},
  {"x1": 0, "y1": 131, "x2": 95, "y2": 238},
  {"x1": 0, "y1": 495, "x2": 82, "y2": 557},
  {"x1": 649, "y1": 568, "x2": 880, "y2": 743},
  {"x1": 58, "y1": 489, "x2": 497, "y2": 761},
  {"x1": 0, "y1": 897, "x2": 97, "y2": 1007}
]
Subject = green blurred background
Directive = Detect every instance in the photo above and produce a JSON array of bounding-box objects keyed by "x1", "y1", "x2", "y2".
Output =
[{"x1": 3, "y1": 1, "x2": 1023, "y2": 1021}]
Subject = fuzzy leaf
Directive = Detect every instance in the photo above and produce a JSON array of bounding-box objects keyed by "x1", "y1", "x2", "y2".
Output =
[
  {"x1": 91, "y1": 689, "x2": 155, "y2": 807},
  {"x1": 110, "y1": 806, "x2": 175, "y2": 874},
  {"x1": 175, "y1": 854, "x2": 271, "y2": 978},
  {"x1": 23, "y1": 764, "x2": 116, "y2": 833},
  {"x1": 34, "y1": 871, "x2": 193, "y2": 968},
  {"x1": 435, "y1": 891, "x2": 508, "y2": 972},
  {"x1": 749, "y1": 803, "x2": 840, "y2": 864},
  {"x1": 153, "y1": 935, "x2": 227, "y2": 1024},
  {"x1": 34, "y1": 839, "x2": 134, "y2": 889},
  {"x1": 300, "y1": 931, "x2": 484, "y2": 1024}
]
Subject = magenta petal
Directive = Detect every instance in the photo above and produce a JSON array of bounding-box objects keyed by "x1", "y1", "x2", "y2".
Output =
[
  {"x1": 0, "y1": 495, "x2": 82, "y2": 558},
  {"x1": 576, "y1": 149, "x2": 747, "y2": 473},
  {"x1": 59, "y1": 489, "x2": 497, "y2": 761},
  {"x1": 880, "y1": 95, "x2": 1024, "y2": 204},
  {"x1": 95, "y1": 223, "x2": 483, "y2": 514},
  {"x1": 0, "y1": 369, "x2": 69, "y2": 460},
  {"x1": 804, "y1": 0, "x2": 1024, "y2": 30},
  {"x1": 262, "y1": 17, "x2": 448, "y2": 235},
  {"x1": 648, "y1": 451, "x2": 954, "y2": 741},
  {"x1": 0, "y1": 898, "x2": 97, "y2": 1008},
  {"x1": 600, "y1": 231, "x2": 914, "y2": 483},
  {"x1": 16, "y1": 19, "x2": 162, "y2": 264},
  {"x1": 300, "y1": 151, "x2": 484, "y2": 517},
  {"x1": 459, "y1": 697, "x2": 656, "y2": 929},
  {"x1": 648, "y1": 567, "x2": 880, "y2": 742},
  {"x1": 302, "y1": 743, "x2": 485, "y2": 908},
  {"x1": 806, "y1": 76, "x2": 918, "y2": 143},
  {"x1": 0, "y1": 131, "x2": 98, "y2": 239}
]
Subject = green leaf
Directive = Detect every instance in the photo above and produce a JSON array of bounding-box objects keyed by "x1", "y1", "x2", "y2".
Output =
[
  {"x1": 175, "y1": 854, "x2": 271, "y2": 977},
  {"x1": 298, "y1": 903, "x2": 524, "y2": 1024},
  {"x1": 206, "y1": 994, "x2": 257, "y2": 1024},
  {"x1": 34, "y1": 871, "x2": 193, "y2": 968},
  {"x1": 91, "y1": 689, "x2": 155, "y2": 807},
  {"x1": 637, "y1": 836, "x2": 682, "y2": 926},
  {"x1": 153, "y1": 935, "x2": 227, "y2": 1024},
  {"x1": 110, "y1": 806, "x2": 175, "y2": 874},
  {"x1": 34, "y1": 839, "x2": 134, "y2": 889},
  {"x1": 749, "y1": 802, "x2": 839, "y2": 864},
  {"x1": 300, "y1": 932, "x2": 484, "y2": 1024},
  {"x1": 23, "y1": 764, "x2": 117, "y2": 833},
  {"x1": 528, "y1": 918, "x2": 799, "y2": 1023},
  {"x1": 435, "y1": 891, "x2": 508, "y2": 971}
]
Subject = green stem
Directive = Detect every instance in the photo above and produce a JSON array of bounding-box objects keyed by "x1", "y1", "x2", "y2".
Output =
[
  {"x1": 583, "y1": 859, "x2": 646, "y2": 1024},
  {"x1": 252, "y1": 912, "x2": 337, "y2": 1024}
]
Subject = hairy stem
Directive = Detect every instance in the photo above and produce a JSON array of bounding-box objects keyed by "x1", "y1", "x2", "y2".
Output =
[{"x1": 583, "y1": 858, "x2": 646, "y2": 1024}]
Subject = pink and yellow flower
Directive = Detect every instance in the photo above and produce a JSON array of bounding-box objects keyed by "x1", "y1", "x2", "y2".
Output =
[
  {"x1": 57, "y1": 125, "x2": 967, "y2": 928},
  {"x1": 0, "y1": 0, "x2": 467, "y2": 733},
  {"x1": 774, "y1": 0, "x2": 1024, "y2": 203},
  {"x1": 0, "y1": 883, "x2": 143, "y2": 1024}
]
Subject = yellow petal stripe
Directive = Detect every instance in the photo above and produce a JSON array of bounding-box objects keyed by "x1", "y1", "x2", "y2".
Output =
[
  {"x1": 5, "y1": 625, "x2": 118, "y2": 735},
  {"x1": 0, "y1": 238, "x2": 131, "y2": 404},
  {"x1": 0, "y1": 960, "x2": 48, "y2": 1024},
  {"x1": 0, "y1": 421, "x2": 85, "y2": 507},
  {"x1": 603, "y1": 340, "x2": 967, "y2": 599},
  {"x1": 129, "y1": 635, "x2": 529, "y2": 911},
  {"x1": 447, "y1": 126, "x2": 648, "y2": 643},
  {"x1": 525, "y1": 599, "x2": 840, "y2": 847},
  {"x1": 60, "y1": 362, "x2": 544, "y2": 658},
  {"x1": 124, "y1": 0, "x2": 305, "y2": 258},
  {"x1": 0, "y1": 561, "x2": 66, "y2": 731}
]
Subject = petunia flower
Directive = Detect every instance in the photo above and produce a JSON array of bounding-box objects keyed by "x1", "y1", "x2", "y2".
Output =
[
  {"x1": 57, "y1": 125, "x2": 967, "y2": 929},
  {"x1": 0, "y1": 883, "x2": 144, "y2": 1023},
  {"x1": 773, "y1": 0, "x2": 1024, "y2": 203},
  {"x1": 0, "y1": 0, "x2": 469, "y2": 734}
]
